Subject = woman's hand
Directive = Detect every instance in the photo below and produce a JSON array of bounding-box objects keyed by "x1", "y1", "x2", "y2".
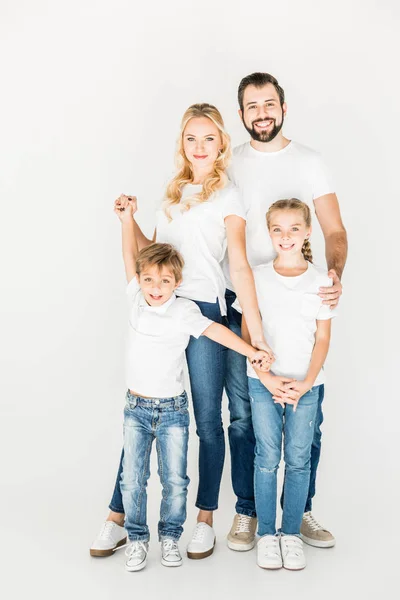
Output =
[
  {"x1": 114, "y1": 194, "x2": 138, "y2": 222},
  {"x1": 250, "y1": 350, "x2": 274, "y2": 372},
  {"x1": 251, "y1": 339, "x2": 275, "y2": 365}
]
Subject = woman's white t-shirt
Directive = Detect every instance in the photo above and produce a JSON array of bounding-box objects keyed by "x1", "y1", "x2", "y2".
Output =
[
  {"x1": 239, "y1": 261, "x2": 337, "y2": 385},
  {"x1": 156, "y1": 182, "x2": 246, "y2": 316}
]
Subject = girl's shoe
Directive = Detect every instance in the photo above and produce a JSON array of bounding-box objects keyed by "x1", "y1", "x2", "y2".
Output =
[
  {"x1": 90, "y1": 521, "x2": 127, "y2": 557},
  {"x1": 161, "y1": 538, "x2": 183, "y2": 567},
  {"x1": 125, "y1": 541, "x2": 149, "y2": 571},
  {"x1": 187, "y1": 523, "x2": 216, "y2": 559},
  {"x1": 280, "y1": 535, "x2": 306, "y2": 570},
  {"x1": 257, "y1": 535, "x2": 282, "y2": 569}
]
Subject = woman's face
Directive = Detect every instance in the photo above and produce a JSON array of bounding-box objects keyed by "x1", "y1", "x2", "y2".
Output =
[
  {"x1": 182, "y1": 117, "x2": 223, "y2": 174},
  {"x1": 268, "y1": 209, "x2": 311, "y2": 257}
]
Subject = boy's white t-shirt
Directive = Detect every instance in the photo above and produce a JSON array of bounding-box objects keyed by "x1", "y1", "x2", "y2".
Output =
[
  {"x1": 224, "y1": 140, "x2": 334, "y2": 289},
  {"x1": 156, "y1": 181, "x2": 246, "y2": 315},
  {"x1": 125, "y1": 278, "x2": 213, "y2": 398},
  {"x1": 240, "y1": 261, "x2": 336, "y2": 385}
]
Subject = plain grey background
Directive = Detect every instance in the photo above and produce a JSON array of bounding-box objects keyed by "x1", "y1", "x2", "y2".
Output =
[{"x1": 1, "y1": 1, "x2": 399, "y2": 598}]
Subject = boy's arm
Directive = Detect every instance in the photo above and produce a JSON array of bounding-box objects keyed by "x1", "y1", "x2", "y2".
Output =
[
  {"x1": 202, "y1": 322, "x2": 270, "y2": 370},
  {"x1": 114, "y1": 197, "x2": 138, "y2": 283}
]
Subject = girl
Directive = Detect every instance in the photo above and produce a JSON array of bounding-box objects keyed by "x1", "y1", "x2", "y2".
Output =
[
  {"x1": 242, "y1": 199, "x2": 336, "y2": 571},
  {"x1": 90, "y1": 104, "x2": 273, "y2": 561}
]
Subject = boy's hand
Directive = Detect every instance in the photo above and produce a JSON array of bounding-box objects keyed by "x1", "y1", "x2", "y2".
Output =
[
  {"x1": 257, "y1": 372, "x2": 297, "y2": 408},
  {"x1": 250, "y1": 350, "x2": 273, "y2": 372},
  {"x1": 114, "y1": 194, "x2": 138, "y2": 222},
  {"x1": 272, "y1": 379, "x2": 313, "y2": 412}
]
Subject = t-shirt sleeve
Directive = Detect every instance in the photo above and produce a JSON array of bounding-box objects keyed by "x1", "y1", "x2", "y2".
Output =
[
  {"x1": 126, "y1": 276, "x2": 141, "y2": 303},
  {"x1": 178, "y1": 300, "x2": 214, "y2": 338},
  {"x1": 315, "y1": 274, "x2": 338, "y2": 320},
  {"x1": 221, "y1": 186, "x2": 246, "y2": 221},
  {"x1": 312, "y1": 153, "x2": 335, "y2": 200}
]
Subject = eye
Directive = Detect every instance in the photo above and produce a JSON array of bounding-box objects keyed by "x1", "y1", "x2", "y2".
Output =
[
  {"x1": 248, "y1": 105, "x2": 256, "y2": 110},
  {"x1": 144, "y1": 277, "x2": 152, "y2": 282},
  {"x1": 162, "y1": 279, "x2": 171, "y2": 284},
  {"x1": 206, "y1": 137, "x2": 215, "y2": 142},
  {"x1": 292, "y1": 227, "x2": 299, "y2": 232},
  {"x1": 186, "y1": 137, "x2": 195, "y2": 142},
  {"x1": 266, "y1": 102, "x2": 274, "y2": 107},
  {"x1": 272, "y1": 228, "x2": 280, "y2": 233}
]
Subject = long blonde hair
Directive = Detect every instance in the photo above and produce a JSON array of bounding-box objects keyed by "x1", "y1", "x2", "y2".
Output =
[
  {"x1": 162, "y1": 103, "x2": 232, "y2": 219},
  {"x1": 266, "y1": 199, "x2": 313, "y2": 263}
]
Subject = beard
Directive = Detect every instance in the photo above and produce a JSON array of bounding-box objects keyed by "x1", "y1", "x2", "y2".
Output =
[{"x1": 244, "y1": 112, "x2": 284, "y2": 143}]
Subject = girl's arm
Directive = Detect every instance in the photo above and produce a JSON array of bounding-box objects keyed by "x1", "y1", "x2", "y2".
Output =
[
  {"x1": 203, "y1": 322, "x2": 270, "y2": 371},
  {"x1": 225, "y1": 216, "x2": 273, "y2": 359}
]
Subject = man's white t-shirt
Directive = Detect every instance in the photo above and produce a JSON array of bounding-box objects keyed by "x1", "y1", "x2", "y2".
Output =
[
  {"x1": 224, "y1": 140, "x2": 334, "y2": 289},
  {"x1": 243, "y1": 261, "x2": 336, "y2": 385},
  {"x1": 125, "y1": 278, "x2": 213, "y2": 398},
  {"x1": 156, "y1": 181, "x2": 246, "y2": 315}
]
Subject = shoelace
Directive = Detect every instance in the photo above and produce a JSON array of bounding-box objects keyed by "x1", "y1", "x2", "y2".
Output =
[
  {"x1": 303, "y1": 512, "x2": 324, "y2": 532},
  {"x1": 125, "y1": 541, "x2": 147, "y2": 559},
  {"x1": 98, "y1": 521, "x2": 117, "y2": 540},
  {"x1": 192, "y1": 522, "x2": 208, "y2": 542},
  {"x1": 234, "y1": 515, "x2": 252, "y2": 534},
  {"x1": 162, "y1": 539, "x2": 180, "y2": 558},
  {"x1": 261, "y1": 537, "x2": 280, "y2": 557},
  {"x1": 281, "y1": 536, "x2": 303, "y2": 557}
]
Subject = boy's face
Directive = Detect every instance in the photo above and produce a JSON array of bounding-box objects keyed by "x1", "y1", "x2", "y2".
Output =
[{"x1": 137, "y1": 264, "x2": 181, "y2": 306}]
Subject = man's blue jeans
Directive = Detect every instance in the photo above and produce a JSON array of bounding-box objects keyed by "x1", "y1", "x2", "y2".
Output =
[
  {"x1": 121, "y1": 390, "x2": 189, "y2": 542},
  {"x1": 248, "y1": 378, "x2": 321, "y2": 536}
]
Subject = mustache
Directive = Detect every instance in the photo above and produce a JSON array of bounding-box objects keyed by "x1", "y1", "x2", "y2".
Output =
[{"x1": 252, "y1": 117, "x2": 276, "y2": 126}]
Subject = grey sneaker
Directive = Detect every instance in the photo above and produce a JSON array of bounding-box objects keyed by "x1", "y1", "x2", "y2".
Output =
[
  {"x1": 300, "y1": 512, "x2": 336, "y2": 548},
  {"x1": 227, "y1": 514, "x2": 257, "y2": 551},
  {"x1": 125, "y1": 541, "x2": 149, "y2": 571},
  {"x1": 161, "y1": 538, "x2": 183, "y2": 567}
]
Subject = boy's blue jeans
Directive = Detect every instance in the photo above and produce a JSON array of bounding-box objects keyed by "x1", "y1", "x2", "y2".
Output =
[
  {"x1": 121, "y1": 390, "x2": 189, "y2": 542},
  {"x1": 248, "y1": 377, "x2": 321, "y2": 536}
]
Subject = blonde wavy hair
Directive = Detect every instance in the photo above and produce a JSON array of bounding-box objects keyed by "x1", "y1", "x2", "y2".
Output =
[
  {"x1": 162, "y1": 103, "x2": 232, "y2": 219},
  {"x1": 266, "y1": 199, "x2": 313, "y2": 263}
]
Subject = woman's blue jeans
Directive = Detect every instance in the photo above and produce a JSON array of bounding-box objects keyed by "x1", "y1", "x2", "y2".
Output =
[{"x1": 109, "y1": 290, "x2": 256, "y2": 517}]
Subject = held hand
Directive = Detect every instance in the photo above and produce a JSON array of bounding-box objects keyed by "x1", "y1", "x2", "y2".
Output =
[
  {"x1": 258, "y1": 372, "x2": 297, "y2": 409},
  {"x1": 250, "y1": 350, "x2": 273, "y2": 373},
  {"x1": 319, "y1": 269, "x2": 342, "y2": 309},
  {"x1": 251, "y1": 339, "x2": 275, "y2": 365},
  {"x1": 273, "y1": 379, "x2": 312, "y2": 412},
  {"x1": 114, "y1": 194, "x2": 138, "y2": 222}
]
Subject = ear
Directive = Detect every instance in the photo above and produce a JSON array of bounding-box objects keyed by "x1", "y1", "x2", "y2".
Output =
[
  {"x1": 238, "y1": 108, "x2": 243, "y2": 120},
  {"x1": 135, "y1": 273, "x2": 140, "y2": 283},
  {"x1": 282, "y1": 102, "x2": 288, "y2": 117},
  {"x1": 306, "y1": 226, "x2": 312, "y2": 238},
  {"x1": 174, "y1": 279, "x2": 182, "y2": 290}
]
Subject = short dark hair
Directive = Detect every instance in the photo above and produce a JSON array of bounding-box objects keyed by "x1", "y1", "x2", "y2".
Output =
[
  {"x1": 136, "y1": 243, "x2": 184, "y2": 282},
  {"x1": 238, "y1": 72, "x2": 285, "y2": 111}
]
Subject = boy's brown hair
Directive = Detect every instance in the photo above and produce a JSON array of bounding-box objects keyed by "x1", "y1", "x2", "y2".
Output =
[{"x1": 136, "y1": 243, "x2": 184, "y2": 282}]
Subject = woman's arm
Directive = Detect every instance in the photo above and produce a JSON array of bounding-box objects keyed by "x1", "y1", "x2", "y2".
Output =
[{"x1": 226, "y1": 215, "x2": 272, "y2": 357}]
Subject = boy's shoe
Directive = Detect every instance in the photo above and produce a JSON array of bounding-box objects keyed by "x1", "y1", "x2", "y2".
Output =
[
  {"x1": 187, "y1": 523, "x2": 216, "y2": 559},
  {"x1": 161, "y1": 538, "x2": 183, "y2": 567},
  {"x1": 125, "y1": 541, "x2": 149, "y2": 572},
  {"x1": 256, "y1": 535, "x2": 282, "y2": 569},
  {"x1": 300, "y1": 512, "x2": 336, "y2": 548},
  {"x1": 280, "y1": 535, "x2": 306, "y2": 570},
  {"x1": 90, "y1": 521, "x2": 127, "y2": 557},
  {"x1": 227, "y1": 514, "x2": 257, "y2": 551}
]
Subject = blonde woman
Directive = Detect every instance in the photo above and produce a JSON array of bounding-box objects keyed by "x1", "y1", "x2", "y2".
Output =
[{"x1": 90, "y1": 104, "x2": 272, "y2": 560}]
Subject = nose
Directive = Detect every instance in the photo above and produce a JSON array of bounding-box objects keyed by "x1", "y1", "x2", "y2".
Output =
[{"x1": 195, "y1": 140, "x2": 205, "y2": 153}]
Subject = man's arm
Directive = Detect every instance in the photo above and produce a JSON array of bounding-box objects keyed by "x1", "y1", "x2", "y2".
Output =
[{"x1": 314, "y1": 193, "x2": 348, "y2": 307}]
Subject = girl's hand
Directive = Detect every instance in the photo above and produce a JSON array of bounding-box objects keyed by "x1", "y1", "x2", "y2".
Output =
[
  {"x1": 258, "y1": 372, "x2": 297, "y2": 408},
  {"x1": 251, "y1": 339, "x2": 275, "y2": 365},
  {"x1": 114, "y1": 194, "x2": 138, "y2": 221},
  {"x1": 250, "y1": 350, "x2": 273, "y2": 372},
  {"x1": 273, "y1": 379, "x2": 312, "y2": 412}
]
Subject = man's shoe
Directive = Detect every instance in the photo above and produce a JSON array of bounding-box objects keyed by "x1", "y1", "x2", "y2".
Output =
[
  {"x1": 187, "y1": 523, "x2": 216, "y2": 559},
  {"x1": 161, "y1": 538, "x2": 183, "y2": 567},
  {"x1": 90, "y1": 521, "x2": 127, "y2": 557},
  {"x1": 125, "y1": 541, "x2": 149, "y2": 572},
  {"x1": 257, "y1": 535, "x2": 282, "y2": 569},
  {"x1": 227, "y1": 514, "x2": 257, "y2": 551},
  {"x1": 280, "y1": 535, "x2": 306, "y2": 570},
  {"x1": 300, "y1": 512, "x2": 336, "y2": 548}
]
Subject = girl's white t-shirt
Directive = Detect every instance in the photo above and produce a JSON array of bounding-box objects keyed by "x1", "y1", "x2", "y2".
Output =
[
  {"x1": 156, "y1": 182, "x2": 246, "y2": 315},
  {"x1": 238, "y1": 261, "x2": 337, "y2": 385}
]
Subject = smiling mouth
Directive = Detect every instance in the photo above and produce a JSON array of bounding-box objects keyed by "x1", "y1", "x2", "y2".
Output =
[
  {"x1": 279, "y1": 243, "x2": 295, "y2": 250},
  {"x1": 254, "y1": 120, "x2": 274, "y2": 129},
  {"x1": 149, "y1": 294, "x2": 163, "y2": 300},
  {"x1": 193, "y1": 154, "x2": 208, "y2": 159}
]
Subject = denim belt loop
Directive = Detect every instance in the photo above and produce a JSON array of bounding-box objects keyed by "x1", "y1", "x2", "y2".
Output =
[
  {"x1": 127, "y1": 390, "x2": 138, "y2": 408},
  {"x1": 174, "y1": 395, "x2": 180, "y2": 409}
]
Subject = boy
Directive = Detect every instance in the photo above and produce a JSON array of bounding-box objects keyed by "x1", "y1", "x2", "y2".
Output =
[{"x1": 112, "y1": 196, "x2": 270, "y2": 571}]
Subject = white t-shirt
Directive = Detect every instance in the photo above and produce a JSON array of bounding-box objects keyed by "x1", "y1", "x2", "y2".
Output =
[
  {"x1": 156, "y1": 182, "x2": 246, "y2": 315},
  {"x1": 224, "y1": 140, "x2": 334, "y2": 289},
  {"x1": 125, "y1": 278, "x2": 213, "y2": 398},
  {"x1": 243, "y1": 261, "x2": 336, "y2": 385}
]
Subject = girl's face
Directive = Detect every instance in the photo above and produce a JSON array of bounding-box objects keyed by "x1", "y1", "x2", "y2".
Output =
[
  {"x1": 183, "y1": 117, "x2": 223, "y2": 173},
  {"x1": 268, "y1": 209, "x2": 311, "y2": 257}
]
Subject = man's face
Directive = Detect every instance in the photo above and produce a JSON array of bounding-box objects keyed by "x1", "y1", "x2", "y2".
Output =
[{"x1": 240, "y1": 83, "x2": 286, "y2": 143}]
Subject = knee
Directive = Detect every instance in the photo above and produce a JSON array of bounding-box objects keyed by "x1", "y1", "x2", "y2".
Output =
[
  {"x1": 196, "y1": 420, "x2": 224, "y2": 440},
  {"x1": 255, "y1": 446, "x2": 280, "y2": 473},
  {"x1": 229, "y1": 414, "x2": 253, "y2": 434},
  {"x1": 285, "y1": 448, "x2": 311, "y2": 471}
]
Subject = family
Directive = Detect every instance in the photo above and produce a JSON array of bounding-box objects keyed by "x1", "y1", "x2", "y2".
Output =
[{"x1": 89, "y1": 72, "x2": 347, "y2": 571}]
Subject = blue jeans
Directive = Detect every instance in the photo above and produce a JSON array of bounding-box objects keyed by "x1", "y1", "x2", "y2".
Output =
[
  {"x1": 121, "y1": 390, "x2": 189, "y2": 542},
  {"x1": 109, "y1": 290, "x2": 256, "y2": 517},
  {"x1": 248, "y1": 377, "x2": 320, "y2": 536}
]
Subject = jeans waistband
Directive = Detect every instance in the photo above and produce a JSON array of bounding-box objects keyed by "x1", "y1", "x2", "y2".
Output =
[{"x1": 126, "y1": 390, "x2": 187, "y2": 409}]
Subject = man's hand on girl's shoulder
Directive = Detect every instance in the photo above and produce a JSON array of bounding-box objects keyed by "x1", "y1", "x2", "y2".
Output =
[{"x1": 318, "y1": 269, "x2": 342, "y2": 309}]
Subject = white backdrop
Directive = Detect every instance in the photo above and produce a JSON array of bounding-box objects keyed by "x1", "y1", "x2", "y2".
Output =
[{"x1": 1, "y1": 1, "x2": 399, "y2": 598}]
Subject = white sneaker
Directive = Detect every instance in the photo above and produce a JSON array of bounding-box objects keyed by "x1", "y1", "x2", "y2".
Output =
[
  {"x1": 125, "y1": 541, "x2": 149, "y2": 572},
  {"x1": 257, "y1": 535, "x2": 282, "y2": 569},
  {"x1": 187, "y1": 523, "x2": 216, "y2": 559},
  {"x1": 161, "y1": 538, "x2": 183, "y2": 567},
  {"x1": 280, "y1": 535, "x2": 306, "y2": 570},
  {"x1": 90, "y1": 521, "x2": 127, "y2": 557}
]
